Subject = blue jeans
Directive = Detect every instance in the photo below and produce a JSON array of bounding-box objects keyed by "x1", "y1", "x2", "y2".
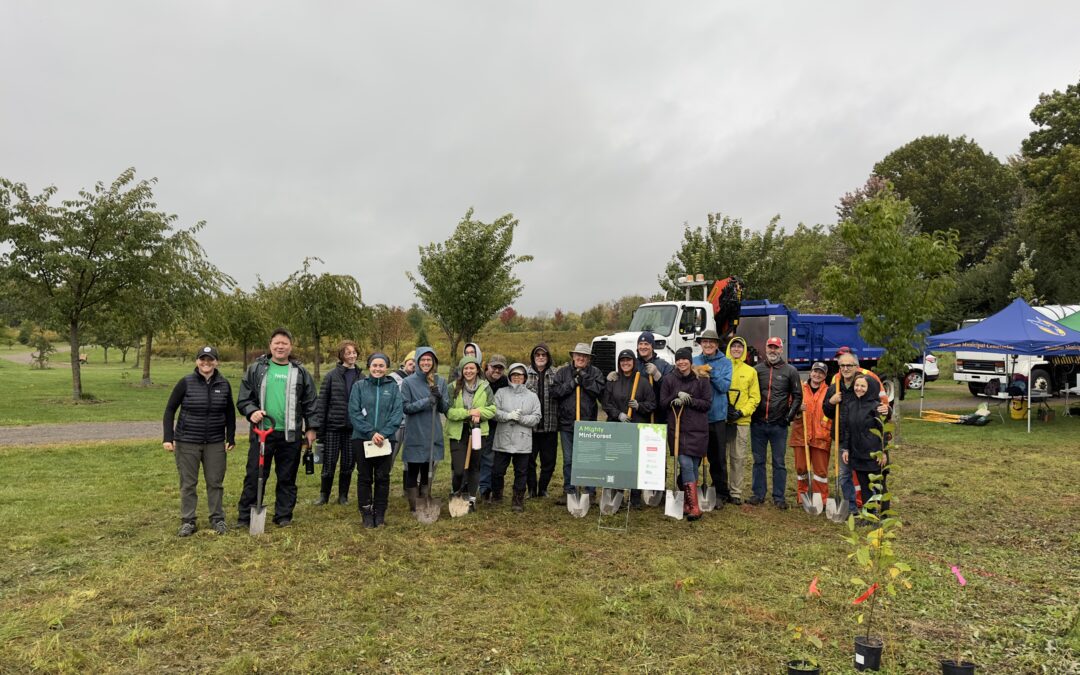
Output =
[
  {"x1": 678, "y1": 454, "x2": 701, "y2": 485},
  {"x1": 478, "y1": 430, "x2": 495, "y2": 494},
  {"x1": 560, "y1": 430, "x2": 595, "y2": 496},
  {"x1": 750, "y1": 422, "x2": 789, "y2": 503},
  {"x1": 840, "y1": 453, "x2": 857, "y2": 511}
]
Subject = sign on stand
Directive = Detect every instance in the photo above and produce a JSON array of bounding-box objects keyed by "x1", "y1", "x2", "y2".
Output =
[{"x1": 569, "y1": 421, "x2": 667, "y2": 490}]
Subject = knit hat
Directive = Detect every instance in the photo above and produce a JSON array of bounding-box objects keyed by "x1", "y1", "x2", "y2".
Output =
[
  {"x1": 367, "y1": 352, "x2": 390, "y2": 368},
  {"x1": 402, "y1": 350, "x2": 416, "y2": 365},
  {"x1": 674, "y1": 347, "x2": 693, "y2": 362},
  {"x1": 638, "y1": 331, "x2": 656, "y2": 346},
  {"x1": 457, "y1": 355, "x2": 480, "y2": 370}
]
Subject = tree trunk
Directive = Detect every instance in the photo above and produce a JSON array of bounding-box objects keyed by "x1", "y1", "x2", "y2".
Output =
[
  {"x1": 242, "y1": 342, "x2": 249, "y2": 368},
  {"x1": 69, "y1": 320, "x2": 82, "y2": 400},
  {"x1": 121, "y1": 346, "x2": 129, "y2": 363},
  {"x1": 103, "y1": 346, "x2": 109, "y2": 364},
  {"x1": 312, "y1": 332, "x2": 322, "y2": 382},
  {"x1": 141, "y1": 332, "x2": 153, "y2": 386}
]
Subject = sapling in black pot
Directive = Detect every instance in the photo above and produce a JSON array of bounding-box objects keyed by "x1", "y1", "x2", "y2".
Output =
[
  {"x1": 940, "y1": 564, "x2": 977, "y2": 674},
  {"x1": 785, "y1": 623, "x2": 822, "y2": 674}
]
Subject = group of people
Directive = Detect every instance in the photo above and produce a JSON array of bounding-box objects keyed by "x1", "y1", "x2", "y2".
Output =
[{"x1": 162, "y1": 328, "x2": 892, "y2": 536}]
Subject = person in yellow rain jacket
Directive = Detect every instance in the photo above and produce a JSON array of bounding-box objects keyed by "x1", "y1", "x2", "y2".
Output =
[{"x1": 724, "y1": 337, "x2": 760, "y2": 504}]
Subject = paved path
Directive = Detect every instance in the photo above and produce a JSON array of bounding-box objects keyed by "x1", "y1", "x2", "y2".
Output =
[{"x1": 0, "y1": 419, "x2": 251, "y2": 447}]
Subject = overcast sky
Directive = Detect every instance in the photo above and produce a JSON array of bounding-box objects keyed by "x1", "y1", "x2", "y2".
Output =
[{"x1": 3, "y1": 3, "x2": 1079, "y2": 314}]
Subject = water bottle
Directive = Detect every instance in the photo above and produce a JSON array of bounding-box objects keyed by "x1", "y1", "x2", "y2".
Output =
[
  {"x1": 313, "y1": 441, "x2": 323, "y2": 465},
  {"x1": 303, "y1": 447, "x2": 315, "y2": 475},
  {"x1": 471, "y1": 426, "x2": 482, "y2": 449}
]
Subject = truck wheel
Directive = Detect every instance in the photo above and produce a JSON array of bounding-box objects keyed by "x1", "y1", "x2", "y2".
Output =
[
  {"x1": 1030, "y1": 368, "x2": 1052, "y2": 394},
  {"x1": 967, "y1": 383, "x2": 986, "y2": 396},
  {"x1": 905, "y1": 371, "x2": 923, "y2": 390}
]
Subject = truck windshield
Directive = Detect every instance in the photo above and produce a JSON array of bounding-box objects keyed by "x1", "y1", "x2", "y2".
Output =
[{"x1": 628, "y1": 305, "x2": 677, "y2": 335}]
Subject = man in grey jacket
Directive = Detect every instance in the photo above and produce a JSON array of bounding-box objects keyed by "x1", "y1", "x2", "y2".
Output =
[{"x1": 236, "y1": 328, "x2": 319, "y2": 527}]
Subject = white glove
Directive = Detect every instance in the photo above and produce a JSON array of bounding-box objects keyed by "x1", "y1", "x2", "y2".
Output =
[
  {"x1": 677, "y1": 391, "x2": 692, "y2": 404},
  {"x1": 645, "y1": 363, "x2": 660, "y2": 379},
  {"x1": 508, "y1": 410, "x2": 522, "y2": 421},
  {"x1": 618, "y1": 413, "x2": 630, "y2": 422},
  {"x1": 606, "y1": 371, "x2": 618, "y2": 382},
  {"x1": 628, "y1": 399, "x2": 640, "y2": 410},
  {"x1": 671, "y1": 397, "x2": 685, "y2": 408}
]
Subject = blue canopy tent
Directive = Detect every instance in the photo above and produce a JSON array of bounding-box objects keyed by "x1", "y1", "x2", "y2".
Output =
[{"x1": 923, "y1": 298, "x2": 1080, "y2": 431}]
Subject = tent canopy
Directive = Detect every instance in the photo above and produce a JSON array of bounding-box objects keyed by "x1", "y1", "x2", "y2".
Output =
[
  {"x1": 926, "y1": 298, "x2": 1080, "y2": 356},
  {"x1": 1059, "y1": 309, "x2": 1080, "y2": 332}
]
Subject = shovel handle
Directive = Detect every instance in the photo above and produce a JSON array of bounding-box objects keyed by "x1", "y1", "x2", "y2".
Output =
[
  {"x1": 627, "y1": 372, "x2": 641, "y2": 419},
  {"x1": 252, "y1": 414, "x2": 276, "y2": 443}
]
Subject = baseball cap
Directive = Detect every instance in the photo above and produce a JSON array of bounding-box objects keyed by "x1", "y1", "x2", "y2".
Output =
[
  {"x1": 488, "y1": 354, "x2": 508, "y2": 368},
  {"x1": 766, "y1": 337, "x2": 784, "y2": 348},
  {"x1": 811, "y1": 361, "x2": 828, "y2": 373},
  {"x1": 196, "y1": 345, "x2": 219, "y2": 360}
]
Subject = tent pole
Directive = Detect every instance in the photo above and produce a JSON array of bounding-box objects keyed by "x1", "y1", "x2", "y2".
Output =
[
  {"x1": 1028, "y1": 376, "x2": 1032, "y2": 433},
  {"x1": 919, "y1": 350, "x2": 926, "y2": 416}
]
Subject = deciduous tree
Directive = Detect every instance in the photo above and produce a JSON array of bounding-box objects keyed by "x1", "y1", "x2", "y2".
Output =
[{"x1": 281, "y1": 258, "x2": 364, "y2": 381}]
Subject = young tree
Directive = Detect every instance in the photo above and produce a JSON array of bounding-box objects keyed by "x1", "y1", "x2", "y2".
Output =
[
  {"x1": 821, "y1": 185, "x2": 959, "y2": 385},
  {"x1": 407, "y1": 208, "x2": 532, "y2": 358},
  {"x1": 1009, "y1": 242, "x2": 1041, "y2": 304},
  {"x1": 369, "y1": 304, "x2": 412, "y2": 363},
  {"x1": 0, "y1": 169, "x2": 181, "y2": 400},
  {"x1": 202, "y1": 288, "x2": 270, "y2": 367},
  {"x1": 281, "y1": 258, "x2": 364, "y2": 382}
]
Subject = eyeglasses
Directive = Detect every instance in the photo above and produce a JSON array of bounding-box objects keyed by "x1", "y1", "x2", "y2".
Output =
[{"x1": 839, "y1": 363, "x2": 857, "y2": 369}]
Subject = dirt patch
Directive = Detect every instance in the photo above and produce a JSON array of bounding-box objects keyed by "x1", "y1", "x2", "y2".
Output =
[{"x1": 0, "y1": 420, "x2": 251, "y2": 447}]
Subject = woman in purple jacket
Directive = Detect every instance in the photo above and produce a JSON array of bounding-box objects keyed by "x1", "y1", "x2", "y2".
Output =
[{"x1": 659, "y1": 347, "x2": 712, "y2": 521}]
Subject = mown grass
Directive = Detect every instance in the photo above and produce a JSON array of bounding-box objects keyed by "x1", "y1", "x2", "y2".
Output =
[{"x1": 1, "y1": 412, "x2": 1076, "y2": 673}]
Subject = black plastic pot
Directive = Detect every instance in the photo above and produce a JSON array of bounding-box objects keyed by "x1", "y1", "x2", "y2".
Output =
[
  {"x1": 853, "y1": 635, "x2": 884, "y2": 671},
  {"x1": 941, "y1": 659, "x2": 976, "y2": 674},
  {"x1": 786, "y1": 659, "x2": 820, "y2": 675}
]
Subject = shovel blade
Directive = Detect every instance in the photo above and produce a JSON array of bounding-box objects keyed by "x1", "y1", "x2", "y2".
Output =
[
  {"x1": 825, "y1": 496, "x2": 849, "y2": 523},
  {"x1": 249, "y1": 506, "x2": 267, "y2": 535},
  {"x1": 599, "y1": 488, "x2": 623, "y2": 515},
  {"x1": 567, "y1": 492, "x2": 591, "y2": 518},
  {"x1": 447, "y1": 495, "x2": 471, "y2": 518},
  {"x1": 664, "y1": 490, "x2": 685, "y2": 520},
  {"x1": 699, "y1": 486, "x2": 717, "y2": 512},
  {"x1": 414, "y1": 497, "x2": 442, "y2": 524},
  {"x1": 641, "y1": 489, "x2": 663, "y2": 507}
]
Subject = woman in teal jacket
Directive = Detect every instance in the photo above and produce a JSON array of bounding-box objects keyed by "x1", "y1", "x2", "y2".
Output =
[
  {"x1": 349, "y1": 353, "x2": 404, "y2": 528},
  {"x1": 446, "y1": 355, "x2": 496, "y2": 509}
]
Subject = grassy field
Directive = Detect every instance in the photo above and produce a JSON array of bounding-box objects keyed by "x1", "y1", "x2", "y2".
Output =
[{"x1": 1, "y1": 410, "x2": 1077, "y2": 673}]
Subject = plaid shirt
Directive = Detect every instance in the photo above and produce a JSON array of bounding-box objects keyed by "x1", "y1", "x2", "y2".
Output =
[{"x1": 526, "y1": 365, "x2": 559, "y2": 433}]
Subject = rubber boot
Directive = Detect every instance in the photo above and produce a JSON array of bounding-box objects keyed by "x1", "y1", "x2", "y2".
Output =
[
  {"x1": 338, "y1": 472, "x2": 352, "y2": 505},
  {"x1": 406, "y1": 487, "x2": 419, "y2": 512},
  {"x1": 360, "y1": 505, "x2": 375, "y2": 529},
  {"x1": 491, "y1": 489, "x2": 503, "y2": 504},
  {"x1": 686, "y1": 483, "x2": 702, "y2": 521},
  {"x1": 512, "y1": 490, "x2": 525, "y2": 513},
  {"x1": 374, "y1": 508, "x2": 386, "y2": 527},
  {"x1": 315, "y1": 476, "x2": 332, "y2": 505}
]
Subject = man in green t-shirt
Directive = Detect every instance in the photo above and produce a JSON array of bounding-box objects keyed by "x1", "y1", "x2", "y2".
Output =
[{"x1": 236, "y1": 328, "x2": 319, "y2": 527}]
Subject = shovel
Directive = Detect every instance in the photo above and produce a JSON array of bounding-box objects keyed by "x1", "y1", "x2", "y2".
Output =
[
  {"x1": 799, "y1": 410, "x2": 824, "y2": 516},
  {"x1": 566, "y1": 383, "x2": 592, "y2": 517},
  {"x1": 664, "y1": 404, "x2": 685, "y2": 520},
  {"x1": 448, "y1": 423, "x2": 477, "y2": 518},
  {"x1": 599, "y1": 488, "x2": 624, "y2": 515},
  {"x1": 249, "y1": 414, "x2": 276, "y2": 536},
  {"x1": 825, "y1": 399, "x2": 849, "y2": 523},
  {"x1": 699, "y1": 457, "x2": 717, "y2": 512},
  {"x1": 415, "y1": 382, "x2": 442, "y2": 524}
]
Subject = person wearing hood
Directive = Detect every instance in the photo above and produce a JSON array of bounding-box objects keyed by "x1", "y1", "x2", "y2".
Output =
[
  {"x1": 349, "y1": 353, "x2": 404, "y2": 528},
  {"x1": 478, "y1": 354, "x2": 510, "y2": 501},
  {"x1": 400, "y1": 347, "x2": 450, "y2": 511},
  {"x1": 635, "y1": 331, "x2": 674, "y2": 425},
  {"x1": 390, "y1": 350, "x2": 416, "y2": 494},
  {"x1": 748, "y1": 337, "x2": 803, "y2": 509},
  {"x1": 839, "y1": 374, "x2": 890, "y2": 524},
  {"x1": 163, "y1": 345, "x2": 236, "y2": 536},
  {"x1": 315, "y1": 340, "x2": 363, "y2": 506},
  {"x1": 551, "y1": 343, "x2": 605, "y2": 503},
  {"x1": 450, "y1": 342, "x2": 482, "y2": 381},
  {"x1": 526, "y1": 343, "x2": 559, "y2": 498},
  {"x1": 492, "y1": 362, "x2": 542, "y2": 512},
  {"x1": 659, "y1": 347, "x2": 712, "y2": 520},
  {"x1": 236, "y1": 328, "x2": 319, "y2": 528},
  {"x1": 602, "y1": 349, "x2": 657, "y2": 507},
  {"x1": 692, "y1": 329, "x2": 733, "y2": 506},
  {"x1": 724, "y1": 337, "x2": 760, "y2": 505},
  {"x1": 446, "y1": 355, "x2": 496, "y2": 509}
]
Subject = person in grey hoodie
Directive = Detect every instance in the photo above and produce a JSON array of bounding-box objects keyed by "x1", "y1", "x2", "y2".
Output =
[
  {"x1": 492, "y1": 363, "x2": 541, "y2": 512},
  {"x1": 399, "y1": 347, "x2": 450, "y2": 512}
]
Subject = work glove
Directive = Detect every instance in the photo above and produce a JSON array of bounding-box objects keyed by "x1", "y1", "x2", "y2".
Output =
[
  {"x1": 676, "y1": 391, "x2": 692, "y2": 405},
  {"x1": 671, "y1": 397, "x2": 685, "y2": 408},
  {"x1": 606, "y1": 371, "x2": 618, "y2": 382},
  {"x1": 729, "y1": 409, "x2": 743, "y2": 421},
  {"x1": 573, "y1": 373, "x2": 582, "y2": 386},
  {"x1": 508, "y1": 410, "x2": 522, "y2": 421},
  {"x1": 617, "y1": 413, "x2": 630, "y2": 422},
  {"x1": 644, "y1": 363, "x2": 660, "y2": 379},
  {"x1": 628, "y1": 399, "x2": 640, "y2": 410},
  {"x1": 429, "y1": 383, "x2": 440, "y2": 397}
]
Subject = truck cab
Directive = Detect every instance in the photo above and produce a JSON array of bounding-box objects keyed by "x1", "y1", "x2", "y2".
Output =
[{"x1": 590, "y1": 300, "x2": 713, "y2": 375}]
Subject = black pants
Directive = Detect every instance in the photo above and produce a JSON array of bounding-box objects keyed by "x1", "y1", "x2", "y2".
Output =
[
  {"x1": 321, "y1": 429, "x2": 355, "y2": 498},
  {"x1": 706, "y1": 420, "x2": 731, "y2": 499},
  {"x1": 854, "y1": 468, "x2": 890, "y2": 515},
  {"x1": 405, "y1": 462, "x2": 431, "y2": 488},
  {"x1": 449, "y1": 436, "x2": 480, "y2": 497},
  {"x1": 238, "y1": 430, "x2": 302, "y2": 525},
  {"x1": 527, "y1": 431, "x2": 558, "y2": 495},
  {"x1": 493, "y1": 452, "x2": 529, "y2": 495},
  {"x1": 354, "y1": 439, "x2": 394, "y2": 512}
]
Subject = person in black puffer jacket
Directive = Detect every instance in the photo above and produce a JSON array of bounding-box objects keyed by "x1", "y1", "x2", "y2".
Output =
[
  {"x1": 840, "y1": 374, "x2": 890, "y2": 523},
  {"x1": 316, "y1": 340, "x2": 363, "y2": 505},
  {"x1": 163, "y1": 346, "x2": 236, "y2": 537}
]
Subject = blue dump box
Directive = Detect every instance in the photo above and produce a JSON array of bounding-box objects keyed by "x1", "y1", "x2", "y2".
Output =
[{"x1": 737, "y1": 300, "x2": 885, "y2": 371}]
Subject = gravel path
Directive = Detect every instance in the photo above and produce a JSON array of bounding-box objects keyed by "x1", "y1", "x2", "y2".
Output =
[{"x1": 0, "y1": 419, "x2": 251, "y2": 447}]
